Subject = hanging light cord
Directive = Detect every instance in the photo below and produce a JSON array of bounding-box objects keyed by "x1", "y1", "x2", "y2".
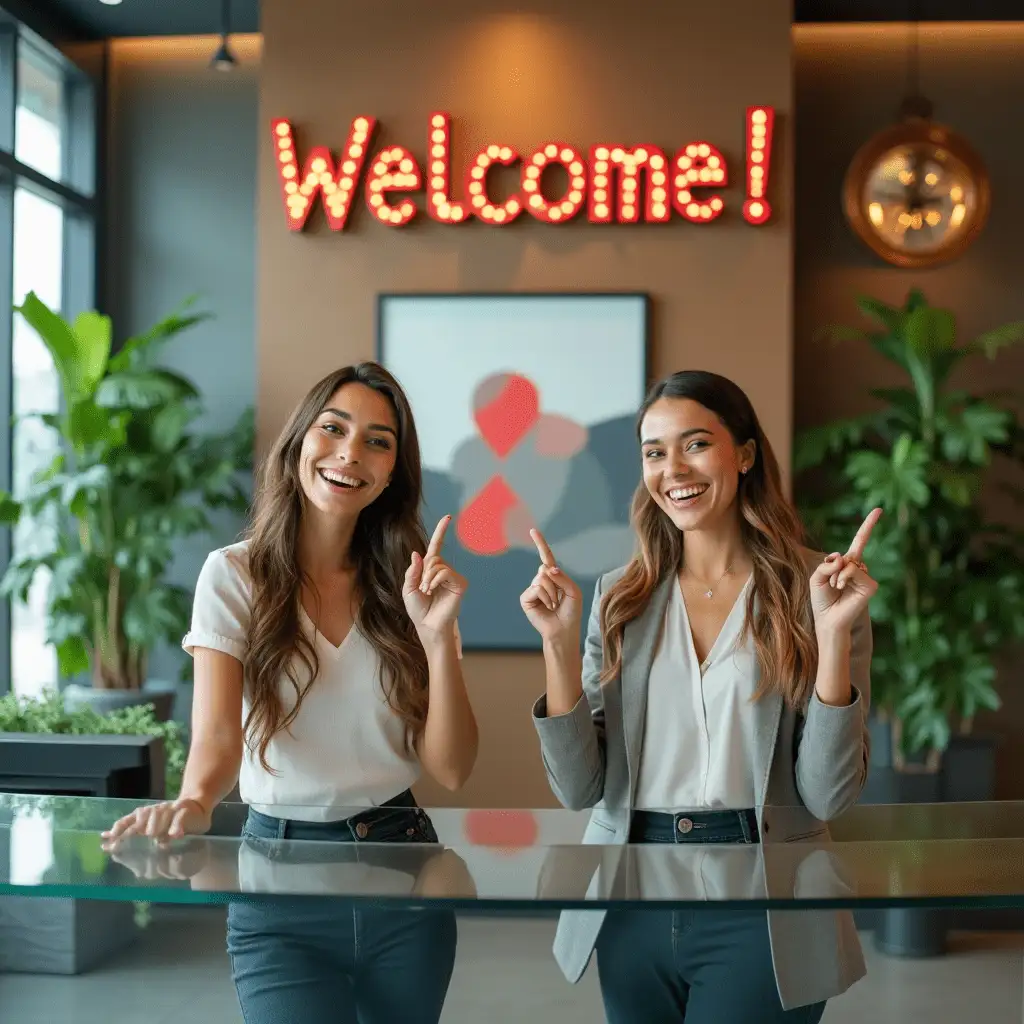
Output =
[
  {"x1": 906, "y1": 0, "x2": 920, "y2": 100},
  {"x1": 900, "y1": 0, "x2": 931, "y2": 120}
]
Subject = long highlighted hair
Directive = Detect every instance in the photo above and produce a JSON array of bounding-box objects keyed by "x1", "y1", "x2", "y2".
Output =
[
  {"x1": 243, "y1": 362, "x2": 429, "y2": 772},
  {"x1": 600, "y1": 370, "x2": 817, "y2": 707}
]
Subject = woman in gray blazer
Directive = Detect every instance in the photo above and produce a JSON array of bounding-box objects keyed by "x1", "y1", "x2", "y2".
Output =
[{"x1": 522, "y1": 370, "x2": 879, "y2": 1023}]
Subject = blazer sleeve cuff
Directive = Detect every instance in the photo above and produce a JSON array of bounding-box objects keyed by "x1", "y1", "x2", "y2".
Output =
[
  {"x1": 532, "y1": 692, "x2": 591, "y2": 749},
  {"x1": 806, "y1": 685, "x2": 866, "y2": 735}
]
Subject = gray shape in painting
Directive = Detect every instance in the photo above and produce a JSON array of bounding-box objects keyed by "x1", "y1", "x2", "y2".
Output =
[
  {"x1": 422, "y1": 469, "x2": 460, "y2": 533},
  {"x1": 448, "y1": 435, "x2": 497, "y2": 495},
  {"x1": 502, "y1": 424, "x2": 575, "y2": 539},
  {"x1": 586, "y1": 415, "x2": 640, "y2": 521},
  {"x1": 551, "y1": 524, "x2": 636, "y2": 579},
  {"x1": 537, "y1": 449, "x2": 614, "y2": 544}
]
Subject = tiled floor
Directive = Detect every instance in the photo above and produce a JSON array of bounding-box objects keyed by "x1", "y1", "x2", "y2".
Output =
[{"x1": 0, "y1": 908, "x2": 1021, "y2": 1022}]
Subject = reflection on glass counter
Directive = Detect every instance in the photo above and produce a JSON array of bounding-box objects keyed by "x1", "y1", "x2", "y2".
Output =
[{"x1": 2, "y1": 794, "x2": 1024, "y2": 910}]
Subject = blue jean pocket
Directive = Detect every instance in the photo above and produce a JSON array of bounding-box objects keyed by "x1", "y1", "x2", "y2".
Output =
[{"x1": 240, "y1": 811, "x2": 283, "y2": 842}]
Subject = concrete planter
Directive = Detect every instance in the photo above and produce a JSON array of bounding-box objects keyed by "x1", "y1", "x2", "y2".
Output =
[
  {"x1": 61, "y1": 680, "x2": 179, "y2": 722},
  {"x1": 860, "y1": 713, "x2": 999, "y2": 957},
  {"x1": 0, "y1": 896, "x2": 138, "y2": 974}
]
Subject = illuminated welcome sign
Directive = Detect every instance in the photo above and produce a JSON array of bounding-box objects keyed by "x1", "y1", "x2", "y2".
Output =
[{"x1": 271, "y1": 107, "x2": 774, "y2": 232}]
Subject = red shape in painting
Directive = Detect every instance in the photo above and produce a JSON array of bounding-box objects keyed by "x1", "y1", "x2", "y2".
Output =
[
  {"x1": 456, "y1": 475, "x2": 525, "y2": 555},
  {"x1": 473, "y1": 374, "x2": 540, "y2": 459},
  {"x1": 464, "y1": 809, "x2": 539, "y2": 854}
]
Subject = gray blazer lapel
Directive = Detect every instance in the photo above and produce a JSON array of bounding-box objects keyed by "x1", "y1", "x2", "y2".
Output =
[
  {"x1": 745, "y1": 589, "x2": 785, "y2": 810},
  {"x1": 621, "y1": 574, "x2": 674, "y2": 804},
  {"x1": 753, "y1": 691, "x2": 784, "y2": 809}
]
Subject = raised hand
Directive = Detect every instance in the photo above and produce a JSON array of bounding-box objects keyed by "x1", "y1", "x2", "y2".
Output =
[
  {"x1": 810, "y1": 507, "x2": 883, "y2": 634},
  {"x1": 403, "y1": 514, "x2": 467, "y2": 645},
  {"x1": 519, "y1": 529, "x2": 583, "y2": 643}
]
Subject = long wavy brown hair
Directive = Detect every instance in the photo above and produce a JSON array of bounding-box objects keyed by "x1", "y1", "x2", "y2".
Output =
[
  {"x1": 242, "y1": 362, "x2": 429, "y2": 772},
  {"x1": 600, "y1": 370, "x2": 818, "y2": 708}
]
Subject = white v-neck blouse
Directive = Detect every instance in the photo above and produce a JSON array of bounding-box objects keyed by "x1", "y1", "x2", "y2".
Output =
[
  {"x1": 634, "y1": 575, "x2": 759, "y2": 812},
  {"x1": 182, "y1": 541, "x2": 421, "y2": 822}
]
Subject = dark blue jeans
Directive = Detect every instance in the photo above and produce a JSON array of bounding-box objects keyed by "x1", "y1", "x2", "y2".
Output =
[
  {"x1": 595, "y1": 808, "x2": 826, "y2": 1024},
  {"x1": 226, "y1": 791, "x2": 457, "y2": 1024}
]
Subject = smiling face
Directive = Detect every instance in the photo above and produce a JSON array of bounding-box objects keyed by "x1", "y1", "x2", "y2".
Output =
[
  {"x1": 640, "y1": 397, "x2": 756, "y2": 533},
  {"x1": 297, "y1": 382, "x2": 399, "y2": 518}
]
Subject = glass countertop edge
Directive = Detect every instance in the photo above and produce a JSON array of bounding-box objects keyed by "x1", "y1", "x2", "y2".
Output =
[{"x1": 4, "y1": 885, "x2": 1024, "y2": 913}]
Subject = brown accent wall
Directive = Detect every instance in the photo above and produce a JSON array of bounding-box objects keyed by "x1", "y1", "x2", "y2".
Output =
[
  {"x1": 794, "y1": 24, "x2": 1024, "y2": 796},
  {"x1": 259, "y1": 0, "x2": 795, "y2": 807}
]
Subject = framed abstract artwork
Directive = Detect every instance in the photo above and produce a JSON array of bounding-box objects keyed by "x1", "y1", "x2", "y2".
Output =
[{"x1": 377, "y1": 292, "x2": 650, "y2": 651}]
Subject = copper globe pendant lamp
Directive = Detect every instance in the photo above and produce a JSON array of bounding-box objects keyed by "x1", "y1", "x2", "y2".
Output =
[{"x1": 843, "y1": 17, "x2": 990, "y2": 269}]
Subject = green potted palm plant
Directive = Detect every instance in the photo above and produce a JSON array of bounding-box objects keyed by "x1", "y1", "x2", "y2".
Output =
[
  {"x1": 794, "y1": 290, "x2": 1024, "y2": 957},
  {"x1": 796, "y1": 289, "x2": 1024, "y2": 776},
  {"x1": 0, "y1": 292, "x2": 253, "y2": 717}
]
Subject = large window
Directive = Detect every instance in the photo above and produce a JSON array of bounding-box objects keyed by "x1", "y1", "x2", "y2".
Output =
[
  {"x1": 10, "y1": 187, "x2": 63, "y2": 696},
  {"x1": 0, "y1": 24, "x2": 98, "y2": 697},
  {"x1": 16, "y1": 44, "x2": 63, "y2": 180}
]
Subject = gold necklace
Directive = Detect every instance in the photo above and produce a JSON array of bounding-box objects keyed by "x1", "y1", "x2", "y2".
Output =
[{"x1": 683, "y1": 563, "x2": 733, "y2": 599}]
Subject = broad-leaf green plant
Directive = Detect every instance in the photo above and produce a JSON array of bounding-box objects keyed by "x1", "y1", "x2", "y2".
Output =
[
  {"x1": 795, "y1": 290, "x2": 1024, "y2": 764},
  {"x1": 0, "y1": 293, "x2": 253, "y2": 689}
]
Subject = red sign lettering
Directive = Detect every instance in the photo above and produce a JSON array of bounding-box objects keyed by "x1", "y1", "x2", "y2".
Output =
[{"x1": 271, "y1": 107, "x2": 774, "y2": 232}]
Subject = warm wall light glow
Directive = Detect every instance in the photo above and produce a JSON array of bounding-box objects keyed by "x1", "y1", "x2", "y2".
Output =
[
  {"x1": 671, "y1": 141, "x2": 728, "y2": 223},
  {"x1": 272, "y1": 116, "x2": 376, "y2": 232},
  {"x1": 426, "y1": 112, "x2": 470, "y2": 224},
  {"x1": 742, "y1": 106, "x2": 774, "y2": 224},
  {"x1": 366, "y1": 145, "x2": 422, "y2": 226},
  {"x1": 466, "y1": 144, "x2": 523, "y2": 226},
  {"x1": 588, "y1": 145, "x2": 670, "y2": 224},
  {"x1": 110, "y1": 34, "x2": 263, "y2": 66},
  {"x1": 520, "y1": 142, "x2": 587, "y2": 223}
]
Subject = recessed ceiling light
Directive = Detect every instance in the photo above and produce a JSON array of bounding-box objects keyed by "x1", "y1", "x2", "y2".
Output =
[{"x1": 99, "y1": 0, "x2": 123, "y2": 6}]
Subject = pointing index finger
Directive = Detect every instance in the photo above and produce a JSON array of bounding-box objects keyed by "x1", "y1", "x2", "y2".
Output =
[
  {"x1": 846, "y1": 507, "x2": 883, "y2": 561},
  {"x1": 530, "y1": 529, "x2": 557, "y2": 568},
  {"x1": 426, "y1": 515, "x2": 451, "y2": 558}
]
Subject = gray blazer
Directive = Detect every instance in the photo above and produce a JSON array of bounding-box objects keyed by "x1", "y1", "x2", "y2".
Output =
[{"x1": 532, "y1": 550, "x2": 872, "y2": 1011}]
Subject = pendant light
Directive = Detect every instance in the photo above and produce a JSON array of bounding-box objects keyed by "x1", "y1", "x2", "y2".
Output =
[
  {"x1": 210, "y1": 0, "x2": 238, "y2": 72},
  {"x1": 842, "y1": 11, "x2": 990, "y2": 268}
]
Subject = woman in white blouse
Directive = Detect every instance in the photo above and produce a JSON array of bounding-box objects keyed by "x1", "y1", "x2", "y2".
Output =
[
  {"x1": 103, "y1": 361, "x2": 478, "y2": 1024},
  {"x1": 522, "y1": 369, "x2": 879, "y2": 1023}
]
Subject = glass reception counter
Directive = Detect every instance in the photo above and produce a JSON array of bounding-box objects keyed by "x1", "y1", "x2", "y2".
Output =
[{"x1": 2, "y1": 794, "x2": 1024, "y2": 1022}]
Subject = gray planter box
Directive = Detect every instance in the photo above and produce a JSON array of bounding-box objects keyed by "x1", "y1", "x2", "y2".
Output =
[
  {"x1": 0, "y1": 896, "x2": 138, "y2": 974},
  {"x1": 858, "y1": 715, "x2": 1000, "y2": 956},
  {"x1": 0, "y1": 732, "x2": 167, "y2": 974},
  {"x1": 0, "y1": 733, "x2": 165, "y2": 798}
]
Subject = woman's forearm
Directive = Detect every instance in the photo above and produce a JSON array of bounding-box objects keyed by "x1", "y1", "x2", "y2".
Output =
[
  {"x1": 814, "y1": 628, "x2": 854, "y2": 707},
  {"x1": 178, "y1": 735, "x2": 242, "y2": 814},
  {"x1": 541, "y1": 637, "x2": 583, "y2": 718},
  {"x1": 418, "y1": 631, "x2": 478, "y2": 790},
  {"x1": 797, "y1": 626, "x2": 866, "y2": 820}
]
